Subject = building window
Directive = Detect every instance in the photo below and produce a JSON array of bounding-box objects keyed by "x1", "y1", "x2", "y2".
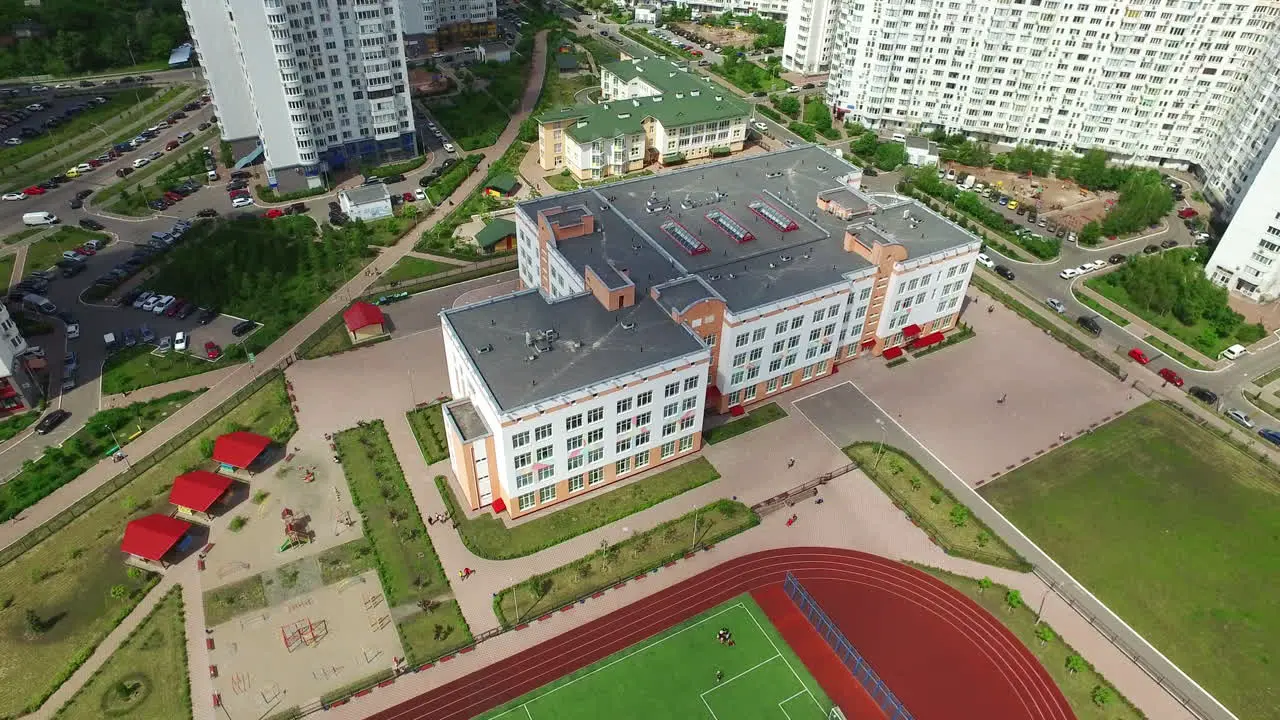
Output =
[
  {"x1": 665, "y1": 381, "x2": 680, "y2": 397},
  {"x1": 635, "y1": 429, "x2": 650, "y2": 446},
  {"x1": 636, "y1": 390, "x2": 653, "y2": 407},
  {"x1": 743, "y1": 385, "x2": 757, "y2": 401},
  {"x1": 617, "y1": 418, "x2": 633, "y2": 434},
  {"x1": 617, "y1": 397, "x2": 632, "y2": 414},
  {"x1": 569, "y1": 475, "x2": 585, "y2": 493},
  {"x1": 588, "y1": 407, "x2": 604, "y2": 423},
  {"x1": 516, "y1": 472, "x2": 534, "y2": 489},
  {"x1": 539, "y1": 485, "x2": 557, "y2": 503},
  {"x1": 680, "y1": 397, "x2": 696, "y2": 412},
  {"x1": 802, "y1": 365, "x2": 814, "y2": 380},
  {"x1": 663, "y1": 421, "x2": 677, "y2": 436},
  {"x1": 536, "y1": 445, "x2": 553, "y2": 461},
  {"x1": 751, "y1": 328, "x2": 766, "y2": 342},
  {"x1": 664, "y1": 402, "x2": 679, "y2": 418},
  {"x1": 769, "y1": 358, "x2": 783, "y2": 372},
  {"x1": 684, "y1": 376, "x2": 699, "y2": 392},
  {"x1": 534, "y1": 423, "x2": 552, "y2": 441},
  {"x1": 568, "y1": 454, "x2": 583, "y2": 471},
  {"x1": 735, "y1": 333, "x2": 750, "y2": 347},
  {"x1": 566, "y1": 414, "x2": 582, "y2": 431},
  {"x1": 767, "y1": 378, "x2": 778, "y2": 393},
  {"x1": 616, "y1": 457, "x2": 632, "y2": 474},
  {"x1": 636, "y1": 411, "x2": 651, "y2": 426},
  {"x1": 746, "y1": 367, "x2": 760, "y2": 380},
  {"x1": 587, "y1": 447, "x2": 604, "y2": 464},
  {"x1": 731, "y1": 370, "x2": 745, "y2": 385},
  {"x1": 705, "y1": 333, "x2": 717, "y2": 346},
  {"x1": 514, "y1": 452, "x2": 531, "y2": 469},
  {"x1": 512, "y1": 431, "x2": 530, "y2": 448},
  {"x1": 587, "y1": 428, "x2": 604, "y2": 444},
  {"x1": 813, "y1": 310, "x2": 825, "y2": 323},
  {"x1": 567, "y1": 435, "x2": 583, "y2": 451},
  {"x1": 791, "y1": 316, "x2": 803, "y2": 330},
  {"x1": 733, "y1": 352, "x2": 748, "y2": 366},
  {"x1": 679, "y1": 416, "x2": 696, "y2": 430},
  {"x1": 537, "y1": 465, "x2": 555, "y2": 481},
  {"x1": 661, "y1": 441, "x2": 676, "y2": 458},
  {"x1": 588, "y1": 467, "x2": 604, "y2": 485},
  {"x1": 679, "y1": 435, "x2": 694, "y2": 452},
  {"x1": 518, "y1": 492, "x2": 535, "y2": 510},
  {"x1": 816, "y1": 360, "x2": 828, "y2": 375},
  {"x1": 781, "y1": 373, "x2": 793, "y2": 388},
  {"x1": 635, "y1": 451, "x2": 650, "y2": 469},
  {"x1": 775, "y1": 320, "x2": 788, "y2": 334}
]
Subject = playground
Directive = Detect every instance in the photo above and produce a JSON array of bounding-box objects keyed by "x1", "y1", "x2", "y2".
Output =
[
  {"x1": 208, "y1": 569, "x2": 406, "y2": 718},
  {"x1": 197, "y1": 442, "x2": 363, "y2": 592},
  {"x1": 951, "y1": 164, "x2": 1118, "y2": 229}
]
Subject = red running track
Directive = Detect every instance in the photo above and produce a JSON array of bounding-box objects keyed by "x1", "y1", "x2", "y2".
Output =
[{"x1": 365, "y1": 548, "x2": 1075, "y2": 720}]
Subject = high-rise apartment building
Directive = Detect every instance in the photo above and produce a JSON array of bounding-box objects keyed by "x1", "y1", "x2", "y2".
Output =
[
  {"x1": 183, "y1": 0, "x2": 418, "y2": 191},
  {"x1": 0, "y1": 306, "x2": 40, "y2": 414},
  {"x1": 812, "y1": 0, "x2": 1278, "y2": 207},
  {"x1": 781, "y1": 0, "x2": 838, "y2": 74},
  {"x1": 400, "y1": 0, "x2": 497, "y2": 56}
]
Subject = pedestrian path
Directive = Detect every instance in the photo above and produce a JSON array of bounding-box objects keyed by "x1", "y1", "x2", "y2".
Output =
[{"x1": 7, "y1": 245, "x2": 26, "y2": 287}]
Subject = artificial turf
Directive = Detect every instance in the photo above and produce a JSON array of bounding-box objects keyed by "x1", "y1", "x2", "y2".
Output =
[
  {"x1": 477, "y1": 596, "x2": 833, "y2": 720},
  {"x1": 979, "y1": 401, "x2": 1280, "y2": 720}
]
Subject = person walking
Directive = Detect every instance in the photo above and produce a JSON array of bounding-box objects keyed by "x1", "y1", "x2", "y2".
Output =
[
  {"x1": 787, "y1": 457, "x2": 795, "y2": 469},
  {"x1": 716, "y1": 669, "x2": 724, "y2": 683}
]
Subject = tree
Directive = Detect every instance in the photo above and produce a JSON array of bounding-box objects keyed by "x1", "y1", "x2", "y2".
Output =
[
  {"x1": 874, "y1": 142, "x2": 907, "y2": 171},
  {"x1": 802, "y1": 99, "x2": 833, "y2": 132},
  {"x1": 852, "y1": 132, "x2": 879, "y2": 158},
  {"x1": 978, "y1": 577, "x2": 993, "y2": 594},
  {"x1": 1065, "y1": 655, "x2": 1086, "y2": 674},
  {"x1": 948, "y1": 504, "x2": 969, "y2": 527},
  {"x1": 1100, "y1": 170, "x2": 1174, "y2": 236},
  {"x1": 24, "y1": 608, "x2": 45, "y2": 634},
  {"x1": 1034, "y1": 624, "x2": 1055, "y2": 646},
  {"x1": 771, "y1": 94, "x2": 800, "y2": 116},
  {"x1": 1091, "y1": 686, "x2": 1115, "y2": 707},
  {"x1": 1078, "y1": 221, "x2": 1102, "y2": 246},
  {"x1": 109, "y1": 584, "x2": 129, "y2": 600},
  {"x1": 1004, "y1": 589, "x2": 1023, "y2": 613}
]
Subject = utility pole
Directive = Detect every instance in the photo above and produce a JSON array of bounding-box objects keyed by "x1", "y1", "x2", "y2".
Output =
[
  {"x1": 105, "y1": 425, "x2": 131, "y2": 468},
  {"x1": 873, "y1": 417, "x2": 887, "y2": 470}
]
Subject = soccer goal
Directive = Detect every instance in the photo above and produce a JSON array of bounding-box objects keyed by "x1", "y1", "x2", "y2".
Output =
[{"x1": 827, "y1": 706, "x2": 846, "y2": 720}]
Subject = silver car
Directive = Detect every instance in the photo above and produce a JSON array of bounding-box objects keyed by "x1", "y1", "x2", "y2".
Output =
[
  {"x1": 1045, "y1": 298, "x2": 1066, "y2": 314},
  {"x1": 1226, "y1": 408, "x2": 1254, "y2": 429}
]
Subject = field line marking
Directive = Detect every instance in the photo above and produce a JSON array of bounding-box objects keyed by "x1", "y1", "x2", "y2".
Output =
[
  {"x1": 700, "y1": 653, "x2": 782, "y2": 699},
  {"x1": 744, "y1": 602, "x2": 812, "y2": 694},
  {"x1": 779, "y1": 690, "x2": 808, "y2": 704},
  {"x1": 701, "y1": 695, "x2": 721, "y2": 720},
  {"x1": 507, "y1": 602, "x2": 749, "y2": 710},
  {"x1": 524, "y1": 706, "x2": 534, "y2": 720}
]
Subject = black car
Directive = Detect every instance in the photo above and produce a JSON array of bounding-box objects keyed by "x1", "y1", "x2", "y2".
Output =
[
  {"x1": 232, "y1": 319, "x2": 256, "y2": 336},
  {"x1": 231, "y1": 170, "x2": 252, "y2": 180},
  {"x1": 1189, "y1": 386, "x2": 1218, "y2": 405},
  {"x1": 37, "y1": 180, "x2": 56, "y2": 190},
  {"x1": 35, "y1": 409, "x2": 71, "y2": 435},
  {"x1": 69, "y1": 197, "x2": 83, "y2": 209},
  {"x1": 177, "y1": 303, "x2": 197, "y2": 320},
  {"x1": 863, "y1": 167, "x2": 878, "y2": 177},
  {"x1": 197, "y1": 208, "x2": 219, "y2": 218},
  {"x1": 1143, "y1": 244, "x2": 1160, "y2": 254},
  {"x1": 751, "y1": 91, "x2": 767, "y2": 97},
  {"x1": 994, "y1": 265, "x2": 1015, "y2": 280},
  {"x1": 1160, "y1": 239, "x2": 1177, "y2": 249},
  {"x1": 61, "y1": 263, "x2": 86, "y2": 278},
  {"x1": 198, "y1": 121, "x2": 211, "y2": 131},
  {"x1": 1077, "y1": 315, "x2": 1102, "y2": 336},
  {"x1": 138, "y1": 75, "x2": 153, "y2": 81},
  {"x1": 197, "y1": 307, "x2": 218, "y2": 325},
  {"x1": 1108, "y1": 254, "x2": 1126, "y2": 264},
  {"x1": 287, "y1": 202, "x2": 309, "y2": 214},
  {"x1": 55, "y1": 258, "x2": 82, "y2": 269},
  {"x1": 328, "y1": 200, "x2": 341, "y2": 211},
  {"x1": 440, "y1": 157, "x2": 457, "y2": 170},
  {"x1": 382, "y1": 173, "x2": 405, "y2": 183},
  {"x1": 79, "y1": 80, "x2": 94, "y2": 88}
]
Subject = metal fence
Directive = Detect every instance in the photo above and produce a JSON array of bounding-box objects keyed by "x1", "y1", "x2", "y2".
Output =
[
  {"x1": 751, "y1": 462, "x2": 856, "y2": 517},
  {"x1": 783, "y1": 572, "x2": 915, "y2": 720}
]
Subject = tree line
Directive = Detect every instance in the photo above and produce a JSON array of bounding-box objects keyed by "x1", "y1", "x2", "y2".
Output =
[{"x1": 0, "y1": 0, "x2": 187, "y2": 79}]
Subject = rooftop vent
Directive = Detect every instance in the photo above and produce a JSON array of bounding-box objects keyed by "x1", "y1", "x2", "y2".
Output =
[
  {"x1": 621, "y1": 320, "x2": 637, "y2": 330},
  {"x1": 618, "y1": 113, "x2": 631, "y2": 119},
  {"x1": 675, "y1": 92, "x2": 684, "y2": 99},
  {"x1": 477, "y1": 344, "x2": 493, "y2": 354},
  {"x1": 525, "y1": 355, "x2": 538, "y2": 363},
  {"x1": 690, "y1": 90, "x2": 700, "y2": 96}
]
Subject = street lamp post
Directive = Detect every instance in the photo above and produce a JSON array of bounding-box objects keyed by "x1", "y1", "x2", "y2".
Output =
[
  {"x1": 873, "y1": 417, "x2": 887, "y2": 470},
  {"x1": 105, "y1": 425, "x2": 131, "y2": 468}
]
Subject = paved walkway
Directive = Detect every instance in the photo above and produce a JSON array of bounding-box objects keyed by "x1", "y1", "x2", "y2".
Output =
[
  {"x1": 98, "y1": 363, "x2": 244, "y2": 409},
  {"x1": 404, "y1": 250, "x2": 470, "y2": 265},
  {"x1": 7, "y1": 245, "x2": 26, "y2": 287},
  {"x1": 517, "y1": 143, "x2": 559, "y2": 196}
]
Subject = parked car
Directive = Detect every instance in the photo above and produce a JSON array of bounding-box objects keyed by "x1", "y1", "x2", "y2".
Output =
[
  {"x1": 174, "y1": 331, "x2": 189, "y2": 351},
  {"x1": 1176, "y1": 207, "x2": 1199, "y2": 219},
  {"x1": 1157, "y1": 368, "x2": 1184, "y2": 387},
  {"x1": 975, "y1": 253, "x2": 995, "y2": 269},
  {"x1": 994, "y1": 265, "x2": 1015, "y2": 280},
  {"x1": 1258, "y1": 428, "x2": 1280, "y2": 447},
  {"x1": 198, "y1": 307, "x2": 218, "y2": 325},
  {"x1": 152, "y1": 296, "x2": 176, "y2": 315},
  {"x1": 1045, "y1": 298, "x2": 1066, "y2": 314},
  {"x1": 1143, "y1": 244, "x2": 1160, "y2": 254},
  {"x1": 1077, "y1": 315, "x2": 1102, "y2": 336},
  {"x1": 35, "y1": 409, "x2": 71, "y2": 434},
  {"x1": 263, "y1": 208, "x2": 284, "y2": 219},
  {"x1": 123, "y1": 328, "x2": 138, "y2": 346},
  {"x1": 1108, "y1": 253, "x2": 1126, "y2": 264},
  {"x1": 232, "y1": 319, "x2": 256, "y2": 336},
  {"x1": 139, "y1": 325, "x2": 156, "y2": 343},
  {"x1": 1128, "y1": 348, "x2": 1150, "y2": 364},
  {"x1": 1058, "y1": 268, "x2": 1079, "y2": 280},
  {"x1": 1225, "y1": 408, "x2": 1254, "y2": 429},
  {"x1": 205, "y1": 341, "x2": 222, "y2": 359}
]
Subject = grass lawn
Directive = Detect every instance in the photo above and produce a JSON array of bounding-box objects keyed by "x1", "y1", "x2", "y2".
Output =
[
  {"x1": 1085, "y1": 275, "x2": 1251, "y2": 359},
  {"x1": 101, "y1": 345, "x2": 229, "y2": 395},
  {"x1": 0, "y1": 410, "x2": 38, "y2": 443},
  {"x1": 1144, "y1": 335, "x2": 1209, "y2": 370},
  {"x1": 424, "y1": 154, "x2": 482, "y2": 205},
  {"x1": 0, "y1": 391, "x2": 201, "y2": 523},
  {"x1": 978, "y1": 401, "x2": 1280, "y2": 720},
  {"x1": 429, "y1": 91, "x2": 509, "y2": 150},
  {"x1": 479, "y1": 595, "x2": 829, "y2": 719},
  {"x1": 375, "y1": 257, "x2": 452, "y2": 287},
  {"x1": 1254, "y1": 365, "x2": 1280, "y2": 388},
  {"x1": 434, "y1": 457, "x2": 721, "y2": 560},
  {"x1": 202, "y1": 575, "x2": 268, "y2": 627},
  {"x1": 704, "y1": 403, "x2": 787, "y2": 445},
  {"x1": 0, "y1": 255, "x2": 13, "y2": 291},
  {"x1": 316, "y1": 538, "x2": 377, "y2": 586},
  {"x1": 22, "y1": 227, "x2": 110, "y2": 276},
  {"x1": 97, "y1": 127, "x2": 220, "y2": 215},
  {"x1": 395, "y1": 599, "x2": 473, "y2": 666},
  {"x1": 298, "y1": 320, "x2": 354, "y2": 360},
  {"x1": 843, "y1": 443, "x2": 1026, "y2": 570},
  {"x1": 406, "y1": 403, "x2": 450, "y2": 465},
  {"x1": 573, "y1": 34, "x2": 620, "y2": 63},
  {"x1": 919, "y1": 566, "x2": 1144, "y2": 720},
  {"x1": 50, "y1": 588, "x2": 191, "y2": 720},
  {"x1": 543, "y1": 71, "x2": 596, "y2": 108},
  {"x1": 1073, "y1": 290, "x2": 1129, "y2": 327},
  {"x1": 335, "y1": 420, "x2": 448, "y2": 606},
  {"x1": 3, "y1": 227, "x2": 43, "y2": 245},
  {"x1": 0, "y1": 378, "x2": 292, "y2": 718},
  {"x1": 495, "y1": 499, "x2": 757, "y2": 625}
]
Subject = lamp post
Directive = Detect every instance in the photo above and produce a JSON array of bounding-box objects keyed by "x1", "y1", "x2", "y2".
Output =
[
  {"x1": 104, "y1": 425, "x2": 131, "y2": 468},
  {"x1": 873, "y1": 417, "x2": 887, "y2": 470},
  {"x1": 511, "y1": 576, "x2": 519, "y2": 622}
]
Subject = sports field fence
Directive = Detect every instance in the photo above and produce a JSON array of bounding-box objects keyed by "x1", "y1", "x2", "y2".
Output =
[{"x1": 783, "y1": 572, "x2": 915, "y2": 720}]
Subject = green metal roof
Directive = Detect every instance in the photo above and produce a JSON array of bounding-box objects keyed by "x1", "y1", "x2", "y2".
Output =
[
  {"x1": 556, "y1": 54, "x2": 579, "y2": 70},
  {"x1": 602, "y1": 56, "x2": 710, "y2": 96},
  {"x1": 537, "y1": 92, "x2": 750, "y2": 144},
  {"x1": 475, "y1": 218, "x2": 517, "y2": 249},
  {"x1": 486, "y1": 173, "x2": 519, "y2": 193}
]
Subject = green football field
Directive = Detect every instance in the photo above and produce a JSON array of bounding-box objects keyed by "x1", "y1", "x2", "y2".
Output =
[{"x1": 478, "y1": 596, "x2": 834, "y2": 720}]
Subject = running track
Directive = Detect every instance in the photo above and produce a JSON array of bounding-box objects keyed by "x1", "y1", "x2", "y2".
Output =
[{"x1": 365, "y1": 547, "x2": 1075, "y2": 720}]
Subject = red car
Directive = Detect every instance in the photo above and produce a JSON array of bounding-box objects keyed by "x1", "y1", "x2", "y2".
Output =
[
  {"x1": 86, "y1": 159, "x2": 102, "y2": 168},
  {"x1": 263, "y1": 208, "x2": 284, "y2": 219},
  {"x1": 403, "y1": 192, "x2": 414, "y2": 202},
  {"x1": 164, "y1": 299, "x2": 185, "y2": 318},
  {"x1": 22, "y1": 186, "x2": 45, "y2": 195},
  {"x1": 205, "y1": 341, "x2": 222, "y2": 360},
  {"x1": 75, "y1": 245, "x2": 95, "y2": 256},
  {"x1": 1158, "y1": 368, "x2": 1184, "y2": 387},
  {"x1": 1128, "y1": 348, "x2": 1150, "y2": 364},
  {"x1": 1177, "y1": 208, "x2": 1199, "y2": 219},
  {"x1": 229, "y1": 189, "x2": 250, "y2": 199},
  {"x1": 164, "y1": 191, "x2": 183, "y2": 203}
]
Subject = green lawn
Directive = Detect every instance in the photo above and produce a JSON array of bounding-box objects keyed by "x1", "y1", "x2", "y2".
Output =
[
  {"x1": 0, "y1": 255, "x2": 13, "y2": 291},
  {"x1": 0, "y1": 391, "x2": 201, "y2": 523},
  {"x1": 406, "y1": 403, "x2": 450, "y2": 465},
  {"x1": 22, "y1": 227, "x2": 110, "y2": 276},
  {"x1": 395, "y1": 599, "x2": 473, "y2": 666},
  {"x1": 495, "y1": 499, "x2": 757, "y2": 625},
  {"x1": 433, "y1": 457, "x2": 721, "y2": 560},
  {"x1": 844, "y1": 443, "x2": 1026, "y2": 570},
  {"x1": 1254, "y1": 365, "x2": 1280, "y2": 388},
  {"x1": 101, "y1": 345, "x2": 229, "y2": 395},
  {"x1": 704, "y1": 403, "x2": 787, "y2": 445},
  {"x1": 429, "y1": 91, "x2": 509, "y2": 150},
  {"x1": 1086, "y1": 275, "x2": 1254, "y2": 359},
  {"x1": 3, "y1": 227, "x2": 43, "y2": 245},
  {"x1": 202, "y1": 575, "x2": 268, "y2": 627},
  {"x1": 376, "y1": 257, "x2": 452, "y2": 287},
  {"x1": 979, "y1": 401, "x2": 1280, "y2": 720},
  {"x1": 0, "y1": 378, "x2": 292, "y2": 718},
  {"x1": 316, "y1": 538, "x2": 377, "y2": 586},
  {"x1": 50, "y1": 588, "x2": 190, "y2": 720},
  {"x1": 479, "y1": 595, "x2": 830, "y2": 719},
  {"x1": 335, "y1": 420, "x2": 448, "y2": 606},
  {"x1": 1144, "y1": 335, "x2": 1209, "y2": 370},
  {"x1": 920, "y1": 566, "x2": 1144, "y2": 720},
  {"x1": 0, "y1": 410, "x2": 38, "y2": 443}
]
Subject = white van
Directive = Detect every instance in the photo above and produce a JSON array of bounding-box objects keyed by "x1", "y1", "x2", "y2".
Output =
[
  {"x1": 22, "y1": 211, "x2": 57, "y2": 226},
  {"x1": 891, "y1": 133, "x2": 907, "y2": 143}
]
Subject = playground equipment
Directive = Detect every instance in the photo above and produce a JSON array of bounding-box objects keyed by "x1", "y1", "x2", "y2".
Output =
[
  {"x1": 279, "y1": 508, "x2": 311, "y2": 552},
  {"x1": 281, "y1": 618, "x2": 327, "y2": 652}
]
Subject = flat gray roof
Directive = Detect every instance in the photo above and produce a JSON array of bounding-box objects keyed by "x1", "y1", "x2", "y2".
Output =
[
  {"x1": 445, "y1": 399, "x2": 490, "y2": 442},
  {"x1": 342, "y1": 184, "x2": 389, "y2": 205},
  {"x1": 444, "y1": 289, "x2": 705, "y2": 413},
  {"x1": 653, "y1": 276, "x2": 717, "y2": 315}
]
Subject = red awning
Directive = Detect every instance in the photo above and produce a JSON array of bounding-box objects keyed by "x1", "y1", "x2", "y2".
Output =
[
  {"x1": 902, "y1": 324, "x2": 922, "y2": 338},
  {"x1": 343, "y1": 301, "x2": 385, "y2": 332},
  {"x1": 861, "y1": 338, "x2": 876, "y2": 349},
  {"x1": 705, "y1": 385, "x2": 721, "y2": 405},
  {"x1": 121, "y1": 514, "x2": 192, "y2": 561},
  {"x1": 212, "y1": 431, "x2": 272, "y2": 469},
  {"x1": 491, "y1": 497, "x2": 507, "y2": 514},
  {"x1": 729, "y1": 405, "x2": 745, "y2": 417},
  {"x1": 882, "y1": 346, "x2": 904, "y2": 361},
  {"x1": 911, "y1": 331, "x2": 945, "y2": 349},
  {"x1": 169, "y1": 470, "x2": 234, "y2": 512}
]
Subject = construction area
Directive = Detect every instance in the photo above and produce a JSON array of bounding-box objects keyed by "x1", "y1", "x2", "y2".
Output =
[
  {"x1": 948, "y1": 164, "x2": 1118, "y2": 231},
  {"x1": 208, "y1": 569, "x2": 404, "y2": 718},
  {"x1": 672, "y1": 21, "x2": 758, "y2": 49}
]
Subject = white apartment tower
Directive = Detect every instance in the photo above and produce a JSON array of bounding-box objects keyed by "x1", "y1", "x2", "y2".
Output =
[
  {"x1": 183, "y1": 0, "x2": 417, "y2": 191},
  {"x1": 782, "y1": 0, "x2": 839, "y2": 74},
  {"x1": 817, "y1": 0, "x2": 1279, "y2": 182},
  {"x1": 400, "y1": 0, "x2": 497, "y2": 56}
]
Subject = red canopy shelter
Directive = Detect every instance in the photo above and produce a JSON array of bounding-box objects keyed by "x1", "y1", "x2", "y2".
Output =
[
  {"x1": 212, "y1": 431, "x2": 272, "y2": 469},
  {"x1": 901, "y1": 324, "x2": 922, "y2": 338},
  {"x1": 882, "y1": 346, "x2": 905, "y2": 361},
  {"x1": 121, "y1": 514, "x2": 192, "y2": 562},
  {"x1": 343, "y1": 301, "x2": 385, "y2": 333},
  {"x1": 169, "y1": 470, "x2": 235, "y2": 513}
]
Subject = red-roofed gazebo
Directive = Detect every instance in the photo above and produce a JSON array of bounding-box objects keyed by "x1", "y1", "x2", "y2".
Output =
[
  {"x1": 343, "y1": 301, "x2": 386, "y2": 344},
  {"x1": 121, "y1": 514, "x2": 192, "y2": 567},
  {"x1": 169, "y1": 470, "x2": 235, "y2": 519},
  {"x1": 212, "y1": 431, "x2": 272, "y2": 471}
]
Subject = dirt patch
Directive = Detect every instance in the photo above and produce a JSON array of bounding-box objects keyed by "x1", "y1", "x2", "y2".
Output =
[
  {"x1": 944, "y1": 164, "x2": 1118, "y2": 231},
  {"x1": 673, "y1": 21, "x2": 755, "y2": 48}
]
